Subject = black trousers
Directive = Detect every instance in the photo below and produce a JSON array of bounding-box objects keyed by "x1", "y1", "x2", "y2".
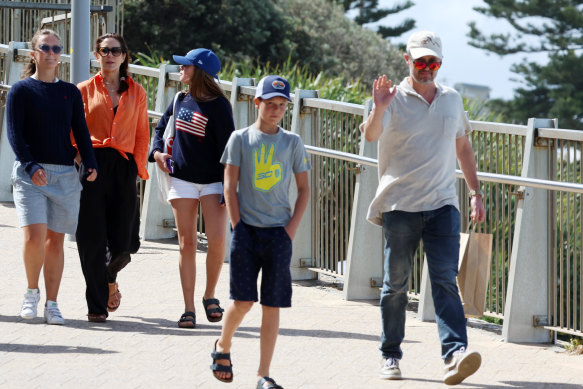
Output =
[{"x1": 76, "y1": 148, "x2": 140, "y2": 315}]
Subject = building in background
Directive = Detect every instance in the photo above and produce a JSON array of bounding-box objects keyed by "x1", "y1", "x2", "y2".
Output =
[{"x1": 454, "y1": 82, "x2": 491, "y2": 101}]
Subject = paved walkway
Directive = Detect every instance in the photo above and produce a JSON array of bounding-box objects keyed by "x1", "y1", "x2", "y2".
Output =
[{"x1": 0, "y1": 201, "x2": 581, "y2": 388}]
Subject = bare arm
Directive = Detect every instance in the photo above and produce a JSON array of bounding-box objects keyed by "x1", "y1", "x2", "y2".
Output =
[
  {"x1": 153, "y1": 150, "x2": 172, "y2": 173},
  {"x1": 224, "y1": 163, "x2": 241, "y2": 228},
  {"x1": 360, "y1": 75, "x2": 397, "y2": 142},
  {"x1": 456, "y1": 135, "x2": 485, "y2": 223},
  {"x1": 285, "y1": 171, "x2": 310, "y2": 241}
]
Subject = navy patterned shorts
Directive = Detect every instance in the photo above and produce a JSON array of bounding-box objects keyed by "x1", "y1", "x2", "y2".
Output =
[{"x1": 229, "y1": 221, "x2": 293, "y2": 307}]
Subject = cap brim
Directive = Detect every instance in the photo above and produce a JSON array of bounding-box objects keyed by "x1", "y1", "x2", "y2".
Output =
[
  {"x1": 409, "y1": 47, "x2": 442, "y2": 60},
  {"x1": 257, "y1": 92, "x2": 292, "y2": 101},
  {"x1": 172, "y1": 55, "x2": 192, "y2": 65}
]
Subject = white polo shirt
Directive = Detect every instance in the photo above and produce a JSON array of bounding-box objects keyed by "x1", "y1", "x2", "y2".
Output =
[{"x1": 365, "y1": 77, "x2": 471, "y2": 226}]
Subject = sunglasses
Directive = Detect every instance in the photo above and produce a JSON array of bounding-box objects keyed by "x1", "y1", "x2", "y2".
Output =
[
  {"x1": 413, "y1": 60, "x2": 441, "y2": 71},
  {"x1": 37, "y1": 44, "x2": 62, "y2": 54},
  {"x1": 97, "y1": 46, "x2": 124, "y2": 57}
]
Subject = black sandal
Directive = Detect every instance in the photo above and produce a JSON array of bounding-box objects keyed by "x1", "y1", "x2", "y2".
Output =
[
  {"x1": 177, "y1": 311, "x2": 196, "y2": 328},
  {"x1": 202, "y1": 297, "x2": 224, "y2": 322},
  {"x1": 210, "y1": 339, "x2": 233, "y2": 383},
  {"x1": 257, "y1": 376, "x2": 283, "y2": 389}
]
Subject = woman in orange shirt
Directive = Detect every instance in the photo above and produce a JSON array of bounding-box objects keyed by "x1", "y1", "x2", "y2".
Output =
[{"x1": 76, "y1": 33, "x2": 150, "y2": 323}]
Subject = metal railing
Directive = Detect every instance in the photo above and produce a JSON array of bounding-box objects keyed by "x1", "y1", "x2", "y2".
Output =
[
  {"x1": 1, "y1": 45, "x2": 582, "y2": 340},
  {"x1": 0, "y1": 0, "x2": 121, "y2": 49}
]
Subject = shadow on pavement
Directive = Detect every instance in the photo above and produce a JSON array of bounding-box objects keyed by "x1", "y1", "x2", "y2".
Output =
[
  {"x1": 0, "y1": 313, "x2": 385, "y2": 343},
  {"x1": 399, "y1": 378, "x2": 579, "y2": 388},
  {"x1": 499, "y1": 382, "x2": 583, "y2": 388},
  {"x1": 0, "y1": 342, "x2": 117, "y2": 355}
]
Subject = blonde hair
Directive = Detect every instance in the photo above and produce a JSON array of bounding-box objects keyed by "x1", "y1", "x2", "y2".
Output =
[{"x1": 23, "y1": 29, "x2": 61, "y2": 79}]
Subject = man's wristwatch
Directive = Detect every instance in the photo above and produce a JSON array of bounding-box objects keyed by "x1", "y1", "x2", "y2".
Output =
[{"x1": 469, "y1": 189, "x2": 483, "y2": 198}]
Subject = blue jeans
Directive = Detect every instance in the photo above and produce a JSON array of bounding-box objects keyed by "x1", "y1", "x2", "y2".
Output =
[{"x1": 379, "y1": 205, "x2": 467, "y2": 361}]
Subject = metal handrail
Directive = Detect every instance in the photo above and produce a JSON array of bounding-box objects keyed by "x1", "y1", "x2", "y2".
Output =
[
  {"x1": 3, "y1": 71, "x2": 582, "y2": 195},
  {"x1": 303, "y1": 144, "x2": 583, "y2": 194},
  {"x1": 304, "y1": 145, "x2": 376, "y2": 167}
]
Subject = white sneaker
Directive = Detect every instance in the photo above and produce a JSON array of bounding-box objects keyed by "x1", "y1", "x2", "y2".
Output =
[
  {"x1": 44, "y1": 300, "x2": 65, "y2": 325},
  {"x1": 380, "y1": 357, "x2": 402, "y2": 380},
  {"x1": 20, "y1": 289, "x2": 40, "y2": 319},
  {"x1": 443, "y1": 347, "x2": 481, "y2": 385}
]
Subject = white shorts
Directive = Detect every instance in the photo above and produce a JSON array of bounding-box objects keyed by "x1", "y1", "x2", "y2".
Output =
[{"x1": 167, "y1": 177, "x2": 223, "y2": 201}]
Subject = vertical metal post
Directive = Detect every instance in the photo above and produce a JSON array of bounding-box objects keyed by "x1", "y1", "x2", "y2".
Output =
[
  {"x1": 106, "y1": 0, "x2": 118, "y2": 33},
  {"x1": 0, "y1": 42, "x2": 28, "y2": 201},
  {"x1": 502, "y1": 118, "x2": 555, "y2": 343},
  {"x1": 343, "y1": 99, "x2": 384, "y2": 300},
  {"x1": 290, "y1": 89, "x2": 318, "y2": 281},
  {"x1": 71, "y1": 0, "x2": 90, "y2": 84}
]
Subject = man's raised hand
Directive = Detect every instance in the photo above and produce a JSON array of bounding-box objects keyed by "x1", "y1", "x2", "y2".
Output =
[{"x1": 373, "y1": 75, "x2": 397, "y2": 110}]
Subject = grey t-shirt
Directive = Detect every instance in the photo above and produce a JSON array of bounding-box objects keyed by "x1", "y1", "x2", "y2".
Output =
[{"x1": 220, "y1": 125, "x2": 311, "y2": 228}]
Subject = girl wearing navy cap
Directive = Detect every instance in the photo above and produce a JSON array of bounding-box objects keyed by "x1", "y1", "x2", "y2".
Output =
[{"x1": 149, "y1": 48, "x2": 235, "y2": 328}]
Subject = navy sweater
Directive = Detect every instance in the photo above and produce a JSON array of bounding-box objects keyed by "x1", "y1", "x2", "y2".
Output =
[
  {"x1": 7, "y1": 77, "x2": 97, "y2": 177},
  {"x1": 149, "y1": 93, "x2": 234, "y2": 184}
]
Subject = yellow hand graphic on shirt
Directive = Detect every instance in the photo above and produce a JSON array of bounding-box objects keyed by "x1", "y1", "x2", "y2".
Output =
[{"x1": 253, "y1": 143, "x2": 282, "y2": 192}]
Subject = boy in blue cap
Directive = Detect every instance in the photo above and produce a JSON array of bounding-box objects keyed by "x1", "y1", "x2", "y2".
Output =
[{"x1": 210, "y1": 75, "x2": 311, "y2": 389}]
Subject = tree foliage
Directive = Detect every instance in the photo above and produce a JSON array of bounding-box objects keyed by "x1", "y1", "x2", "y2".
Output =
[
  {"x1": 124, "y1": 0, "x2": 407, "y2": 88},
  {"x1": 468, "y1": 0, "x2": 583, "y2": 54},
  {"x1": 487, "y1": 51, "x2": 583, "y2": 129},
  {"x1": 280, "y1": 0, "x2": 408, "y2": 86},
  {"x1": 123, "y1": 0, "x2": 290, "y2": 65},
  {"x1": 468, "y1": 0, "x2": 583, "y2": 129},
  {"x1": 330, "y1": 0, "x2": 415, "y2": 38}
]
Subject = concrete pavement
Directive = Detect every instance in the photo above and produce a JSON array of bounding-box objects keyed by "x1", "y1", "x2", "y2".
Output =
[{"x1": 0, "y1": 201, "x2": 581, "y2": 388}]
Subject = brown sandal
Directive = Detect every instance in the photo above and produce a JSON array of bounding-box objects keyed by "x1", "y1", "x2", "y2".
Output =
[{"x1": 107, "y1": 282, "x2": 122, "y2": 312}]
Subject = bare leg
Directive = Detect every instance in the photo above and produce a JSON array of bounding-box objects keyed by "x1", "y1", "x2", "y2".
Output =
[
  {"x1": 170, "y1": 198, "x2": 199, "y2": 313},
  {"x1": 43, "y1": 229, "x2": 65, "y2": 302},
  {"x1": 214, "y1": 300, "x2": 254, "y2": 381},
  {"x1": 257, "y1": 306, "x2": 280, "y2": 381},
  {"x1": 200, "y1": 194, "x2": 227, "y2": 319},
  {"x1": 22, "y1": 224, "x2": 47, "y2": 290}
]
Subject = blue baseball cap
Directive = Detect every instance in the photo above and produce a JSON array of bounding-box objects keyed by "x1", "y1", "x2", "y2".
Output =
[
  {"x1": 172, "y1": 48, "x2": 221, "y2": 79},
  {"x1": 255, "y1": 75, "x2": 291, "y2": 101}
]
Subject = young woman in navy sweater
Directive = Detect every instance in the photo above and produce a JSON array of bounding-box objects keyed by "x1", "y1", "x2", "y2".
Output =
[
  {"x1": 149, "y1": 49, "x2": 234, "y2": 328},
  {"x1": 6, "y1": 29, "x2": 97, "y2": 325}
]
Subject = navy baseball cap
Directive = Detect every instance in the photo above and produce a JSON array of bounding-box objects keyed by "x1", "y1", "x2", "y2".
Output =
[
  {"x1": 172, "y1": 48, "x2": 221, "y2": 79},
  {"x1": 255, "y1": 75, "x2": 291, "y2": 101}
]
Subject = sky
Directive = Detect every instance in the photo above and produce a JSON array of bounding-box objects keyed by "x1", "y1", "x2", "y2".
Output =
[{"x1": 374, "y1": 0, "x2": 549, "y2": 100}]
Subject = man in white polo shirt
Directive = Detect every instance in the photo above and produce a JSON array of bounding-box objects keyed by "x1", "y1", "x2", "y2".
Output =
[{"x1": 360, "y1": 30, "x2": 486, "y2": 385}]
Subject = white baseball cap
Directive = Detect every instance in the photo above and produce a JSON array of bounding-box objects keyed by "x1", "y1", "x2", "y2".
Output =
[{"x1": 406, "y1": 31, "x2": 443, "y2": 60}]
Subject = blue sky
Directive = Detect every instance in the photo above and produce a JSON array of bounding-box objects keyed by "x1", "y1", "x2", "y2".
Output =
[{"x1": 373, "y1": 0, "x2": 549, "y2": 100}]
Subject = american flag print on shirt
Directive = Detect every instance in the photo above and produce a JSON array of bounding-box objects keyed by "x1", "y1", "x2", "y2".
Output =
[{"x1": 176, "y1": 107, "x2": 208, "y2": 138}]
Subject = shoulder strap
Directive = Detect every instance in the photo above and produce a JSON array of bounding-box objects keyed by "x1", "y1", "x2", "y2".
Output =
[
  {"x1": 172, "y1": 91, "x2": 181, "y2": 110},
  {"x1": 169, "y1": 91, "x2": 182, "y2": 137}
]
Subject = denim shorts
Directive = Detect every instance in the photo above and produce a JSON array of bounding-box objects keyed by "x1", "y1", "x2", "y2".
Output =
[
  {"x1": 229, "y1": 221, "x2": 293, "y2": 307},
  {"x1": 167, "y1": 176, "x2": 222, "y2": 201},
  {"x1": 11, "y1": 161, "x2": 82, "y2": 234}
]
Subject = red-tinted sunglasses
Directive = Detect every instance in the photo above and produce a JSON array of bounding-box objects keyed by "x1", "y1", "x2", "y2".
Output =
[{"x1": 413, "y1": 60, "x2": 441, "y2": 71}]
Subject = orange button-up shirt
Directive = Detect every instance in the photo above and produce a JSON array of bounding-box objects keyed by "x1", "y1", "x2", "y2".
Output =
[{"x1": 77, "y1": 73, "x2": 150, "y2": 180}]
